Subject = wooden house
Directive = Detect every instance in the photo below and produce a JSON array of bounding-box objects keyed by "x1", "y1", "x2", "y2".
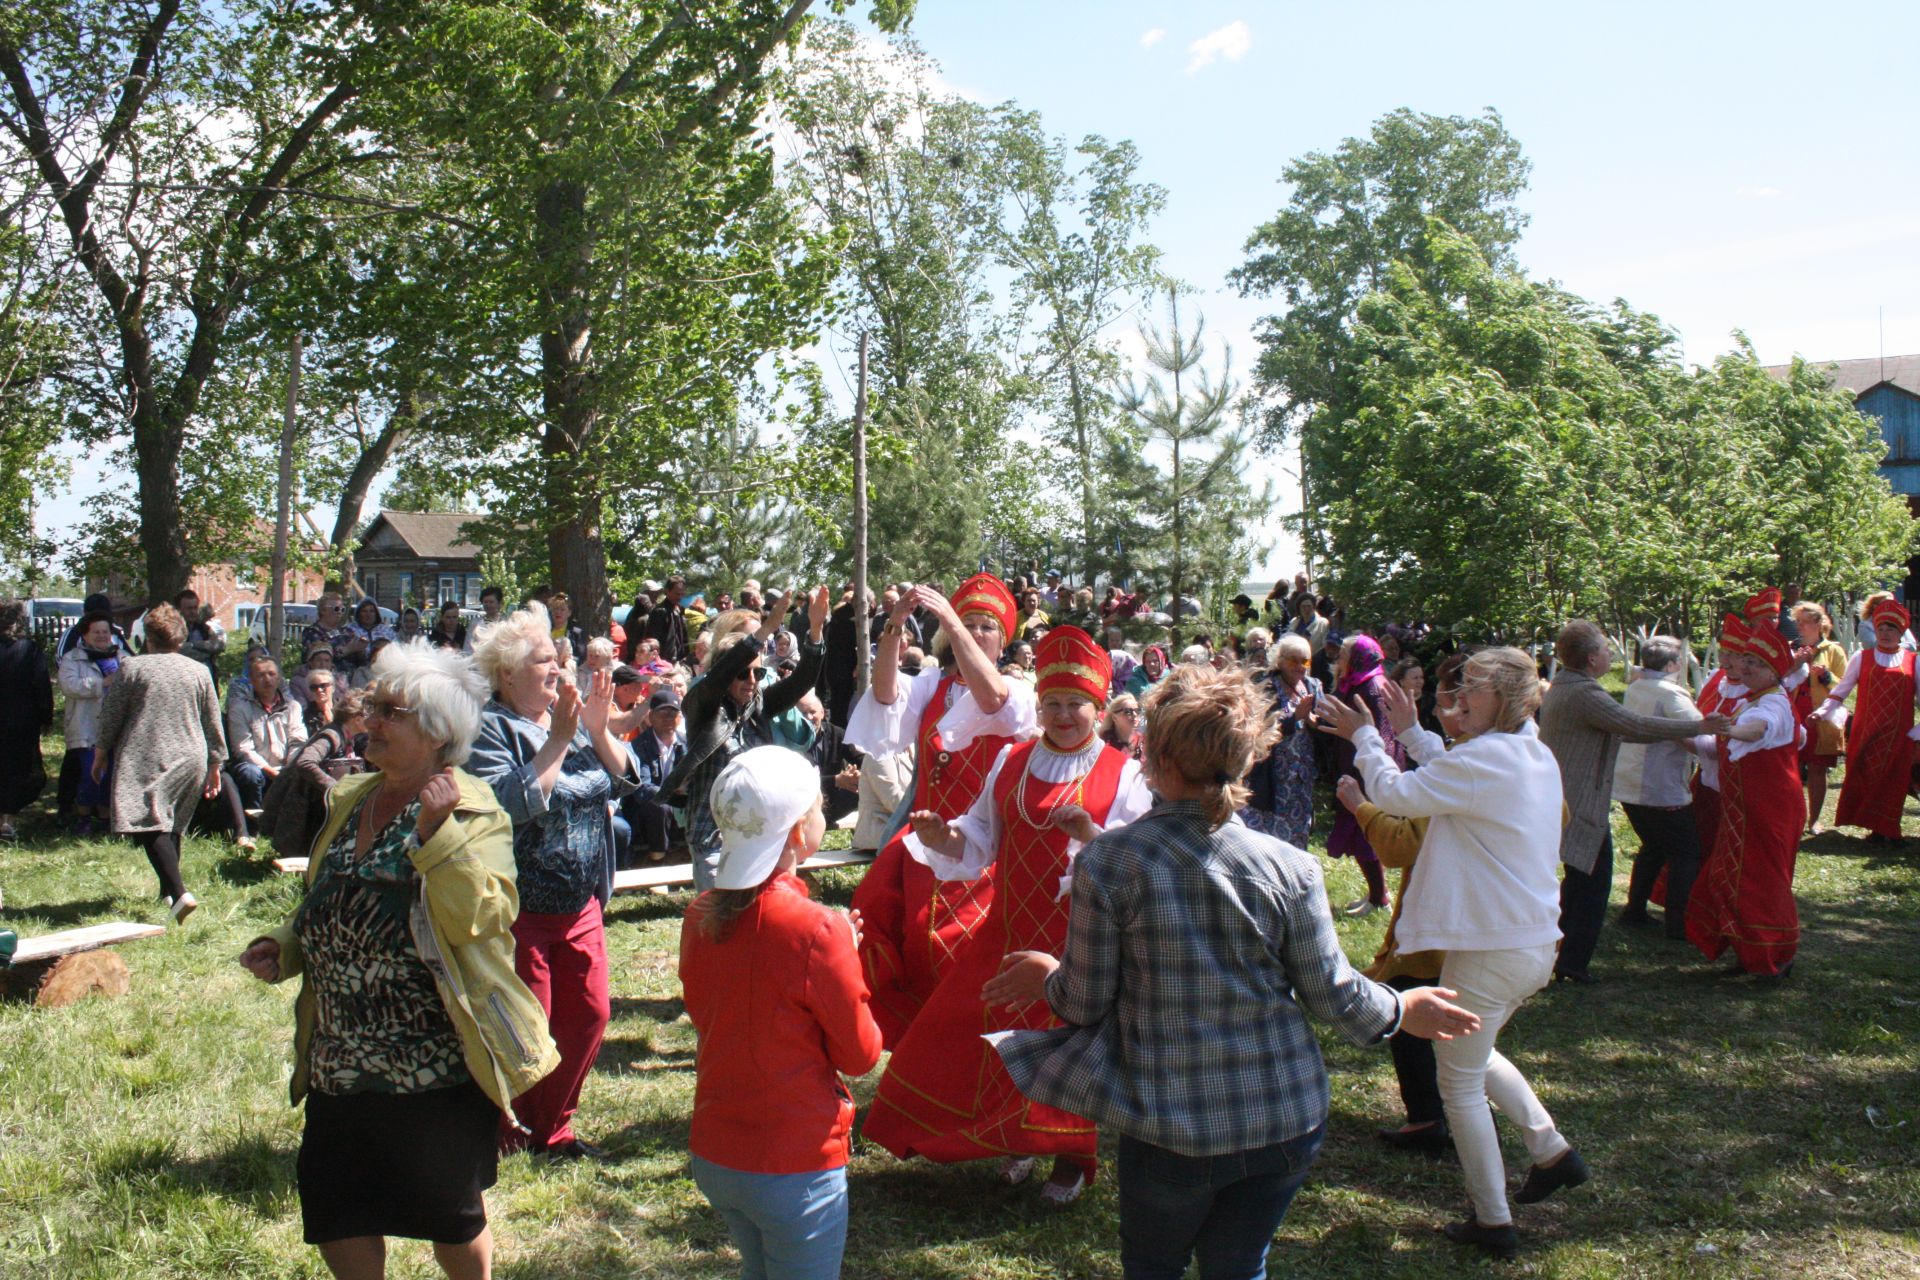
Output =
[{"x1": 353, "y1": 510, "x2": 489, "y2": 612}]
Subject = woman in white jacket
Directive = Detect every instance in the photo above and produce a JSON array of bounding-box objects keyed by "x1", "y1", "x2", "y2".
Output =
[
  {"x1": 1325, "y1": 647, "x2": 1588, "y2": 1260},
  {"x1": 58, "y1": 611, "x2": 121, "y2": 837}
]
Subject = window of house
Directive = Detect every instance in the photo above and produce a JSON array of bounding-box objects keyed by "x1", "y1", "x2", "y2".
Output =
[
  {"x1": 439, "y1": 574, "x2": 460, "y2": 606},
  {"x1": 465, "y1": 576, "x2": 483, "y2": 607},
  {"x1": 397, "y1": 572, "x2": 414, "y2": 607},
  {"x1": 362, "y1": 573, "x2": 379, "y2": 604}
]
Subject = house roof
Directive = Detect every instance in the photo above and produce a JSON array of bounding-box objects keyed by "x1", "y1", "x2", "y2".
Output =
[
  {"x1": 1766, "y1": 353, "x2": 1920, "y2": 399},
  {"x1": 363, "y1": 510, "x2": 483, "y2": 561}
]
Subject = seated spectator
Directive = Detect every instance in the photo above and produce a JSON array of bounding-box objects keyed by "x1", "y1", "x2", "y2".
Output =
[
  {"x1": 341, "y1": 598, "x2": 394, "y2": 675},
  {"x1": 621, "y1": 687, "x2": 688, "y2": 866},
  {"x1": 579, "y1": 636, "x2": 617, "y2": 691},
  {"x1": 260, "y1": 688, "x2": 368, "y2": 857},
  {"x1": 300, "y1": 666, "x2": 340, "y2": 738},
  {"x1": 1001, "y1": 639, "x2": 1036, "y2": 683},
  {"x1": 396, "y1": 606, "x2": 425, "y2": 645},
  {"x1": 289, "y1": 642, "x2": 338, "y2": 706},
  {"x1": 349, "y1": 636, "x2": 393, "y2": 691},
  {"x1": 550, "y1": 592, "x2": 587, "y2": 666},
  {"x1": 180, "y1": 592, "x2": 226, "y2": 686},
  {"x1": 798, "y1": 692, "x2": 860, "y2": 826},
  {"x1": 225, "y1": 650, "x2": 308, "y2": 853},
  {"x1": 429, "y1": 601, "x2": 467, "y2": 650}
]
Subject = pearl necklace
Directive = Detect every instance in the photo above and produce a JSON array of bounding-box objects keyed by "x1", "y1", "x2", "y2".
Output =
[{"x1": 1014, "y1": 733, "x2": 1101, "y2": 830}]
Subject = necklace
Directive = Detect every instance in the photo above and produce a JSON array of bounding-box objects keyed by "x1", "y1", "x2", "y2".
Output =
[{"x1": 1014, "y1": 734, "x2": 1101, "y2": 830}]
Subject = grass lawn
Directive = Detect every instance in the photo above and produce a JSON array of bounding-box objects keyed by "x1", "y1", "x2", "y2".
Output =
[{"x1": 1, "y1": 739, "x2": 1917, "y2": 1279}]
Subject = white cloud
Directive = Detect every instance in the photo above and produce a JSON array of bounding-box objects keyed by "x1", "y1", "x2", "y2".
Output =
[
  {"x1": 1140, "y1": 27, "x2": 1167, "y2": 48},
  {"x1": 1186, "y1": 20, "x2": 1251, "y2": 73},
  {"x1": 1735, "y1": 184, "x2": 1785, "y2": 199}
]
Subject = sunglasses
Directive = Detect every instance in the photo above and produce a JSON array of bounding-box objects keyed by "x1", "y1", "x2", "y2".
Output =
[
  {"x1": 1113, "y1": 707, "x2": 1140, "y2": 717},
  {"x1": 309, "y1": 681, "x2": 334, "y2": 692},
  {"x1": 733, "y1": 665, "x2": 763, "y2": 683}
]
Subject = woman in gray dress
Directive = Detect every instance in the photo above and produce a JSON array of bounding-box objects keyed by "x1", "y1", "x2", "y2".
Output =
[{"x1": 92, "y1": 603, "x2": 225, "y2": 922}]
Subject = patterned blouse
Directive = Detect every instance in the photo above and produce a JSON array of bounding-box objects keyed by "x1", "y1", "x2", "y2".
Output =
[{"x1": 293, "y1": 795, "x2": 468, "y2": 1096}]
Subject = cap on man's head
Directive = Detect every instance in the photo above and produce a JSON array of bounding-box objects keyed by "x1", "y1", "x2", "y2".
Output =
[
  {"x1": 647, "y1": 688, "x2": 682, "y2": 712},
  {"x1": 610, "y1": 664, "x2": 646, "y2": 688},
  {"x1": 710, "y1": 746, "x2": 820, "y2": 890}
]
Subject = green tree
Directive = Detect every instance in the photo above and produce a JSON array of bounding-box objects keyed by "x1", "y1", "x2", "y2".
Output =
[{"x1": 1111, "y1": 291, "x2": 1268, "y2": 643}]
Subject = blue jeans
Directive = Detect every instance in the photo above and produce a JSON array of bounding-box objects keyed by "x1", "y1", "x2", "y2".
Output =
[
  {"x1": 691, "y1": 1155, "x2": 848, "y2": 1280},
  {"x1": 1117, "y1": 1126, "x2": 1325, "y2": 1280}
]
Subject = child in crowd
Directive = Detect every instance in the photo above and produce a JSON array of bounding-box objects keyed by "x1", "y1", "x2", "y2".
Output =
[{"x1": 679, "y1": 747, "x2": 882, "y2": 1280}]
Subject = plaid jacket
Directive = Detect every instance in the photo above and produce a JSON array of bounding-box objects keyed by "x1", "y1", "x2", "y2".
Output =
[{"x1": 993, "y1": 801, "x2": 1401, "y2": 1156}]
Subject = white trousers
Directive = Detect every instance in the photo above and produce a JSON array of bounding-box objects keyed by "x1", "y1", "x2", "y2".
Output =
[{"x1": 1433, "y1": 944, "x2": 1571, "y2": 1226}]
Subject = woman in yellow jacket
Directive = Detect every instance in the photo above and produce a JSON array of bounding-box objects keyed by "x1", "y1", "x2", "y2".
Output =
[{"x1": 240, "y1": 643, "x2": 558, "y2": 1280}]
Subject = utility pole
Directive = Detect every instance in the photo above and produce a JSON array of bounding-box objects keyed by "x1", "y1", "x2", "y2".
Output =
[
  {"x1": 852, "y1": 331, "x2": 872, "y2": 696},
  {"x1": 270, "y1": 334, "x2": 302, "y2": 662}
]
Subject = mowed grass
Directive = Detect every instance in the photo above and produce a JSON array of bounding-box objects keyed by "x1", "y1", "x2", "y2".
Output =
[{"x1": 1, "y1": 743, "x2": 1917, "y2": 1279}]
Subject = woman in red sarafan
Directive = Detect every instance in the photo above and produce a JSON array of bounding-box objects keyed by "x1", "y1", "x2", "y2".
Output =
[
  {"x1": 862, "y1": 626, "x2": 1153, "y2": 1206},
  {"x1": 846, "y1": 574, "x2": 1037, "y2": 1047},
  {"x1": 1687, "y1": 618, "x2": 1807, "y2": 978},
  {"x1": 1818, "y1": 596, "x2": 1920, "y2": 842}
]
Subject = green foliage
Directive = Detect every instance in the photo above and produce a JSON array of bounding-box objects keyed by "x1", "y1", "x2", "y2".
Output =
[
  {"x1": 1306, "y1": 221, "x2": 1917, "y2": 636},
  {"x1": 1231, "y1": 108, "x2": 1531, "y2": 449}
]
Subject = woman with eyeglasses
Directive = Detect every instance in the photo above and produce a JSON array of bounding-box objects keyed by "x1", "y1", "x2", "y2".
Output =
[
  {"x1": 1097, "y1": 693, "x2": 1142, "y2": 758},
  {"x1": 239, "y1": 642, "x2": 558, "y2": 1280},
  {"x1": 660, "y1": 586, "x2": 831, "y2": 894},
  {"x1": 469, "y1": 606, "x2": 645, "y2": 1163}
]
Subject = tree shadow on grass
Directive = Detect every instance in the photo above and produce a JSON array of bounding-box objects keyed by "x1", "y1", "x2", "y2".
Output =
[
  {"x1": 4, "y1": 895, "x2": 116, "y2": 928},
  {"x1": 593, "y1": 1035, "x2": 694, "y2": 1078},
  {"x1": 212, "y1": 854, "x2": 280, "y2": 886},
  {"x1": 604, "y1": 894, "x2": 693, "y2": 926},
  {"x1": 610, "y1": 995, "x2": 685, "y2": 1023},
  {"x1": 91, "y1": 1130, "x2": 295, "y2": 1215}
]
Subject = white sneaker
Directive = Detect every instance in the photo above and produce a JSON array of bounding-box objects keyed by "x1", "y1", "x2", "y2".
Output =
[
  {"x1": 170, "y1": 893, "x2": 198, "y2": 924},
  {"x1": 1343, "y1": 899, "x2": 1382, "y2": 918}
]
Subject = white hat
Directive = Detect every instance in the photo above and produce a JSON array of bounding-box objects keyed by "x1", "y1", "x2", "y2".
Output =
[{"x1": 710, "y1": 746, "x2": 821, "y2": 890}]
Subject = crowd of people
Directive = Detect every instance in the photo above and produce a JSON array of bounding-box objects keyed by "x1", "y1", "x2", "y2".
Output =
[{"x1": 0, "y1": 565, "x2": 1905, "y2": 1279}]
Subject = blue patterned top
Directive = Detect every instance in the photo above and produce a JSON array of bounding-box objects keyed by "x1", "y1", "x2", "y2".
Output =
[{"x1": 469, "y1": 699, "x2": 641, "y2": 915}]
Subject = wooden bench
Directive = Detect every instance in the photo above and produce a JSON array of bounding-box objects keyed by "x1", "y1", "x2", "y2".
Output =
[
  {"x1": 4, "y1": 922, "x2": 167, "y2": 1008},
  {"x1": 276, "y1": 848, "x2": 877, "y2": 895}
]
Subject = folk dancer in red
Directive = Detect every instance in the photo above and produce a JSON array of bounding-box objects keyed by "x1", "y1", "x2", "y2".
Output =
[
  {"x1": 862, "y1": 626, "x2": 1152, "y2": 1205},
  {"x1": 1686, "y1": 618, "x2": 1806, "y2": 977},
  {"x1": 1817, "y1": 596, "x2": 1920, "y2": 843},
  {"x1": 847, "y1": 575, "x2": 1037, "y2": 1046}
]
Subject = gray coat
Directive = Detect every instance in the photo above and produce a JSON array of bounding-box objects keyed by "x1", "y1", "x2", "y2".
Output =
[
  {"x1": 95, "y1": 652, "x2": 226, "y2": 835},
  {"x1": 1538, "y1": 669, "x2": 1702, "y2": 873}
]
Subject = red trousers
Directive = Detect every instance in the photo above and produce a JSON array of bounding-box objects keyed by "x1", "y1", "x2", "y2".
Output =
[{"x1": 501, "y1": 898, "x2": 610, "y2": 1152}]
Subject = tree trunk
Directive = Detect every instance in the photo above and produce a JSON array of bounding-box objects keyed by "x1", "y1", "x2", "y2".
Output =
[
  {"x1": 329, "y1": 392, "x2": 419, "y2": 585},
  {"x1": 536, "y1": 176, "x2": 611, "y2": 634},
  {"x1": 1068, "y1": 360, "x2": 1095, "y2": 586},
  {"x1": 131, "y1": 399, "x2": 191, "y2": 606}
]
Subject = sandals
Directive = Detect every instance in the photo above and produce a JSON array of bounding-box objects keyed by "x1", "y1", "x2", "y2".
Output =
[
  {"x1": 1039, "y1": 1169, "x2": 1087, "y2": 1207},
  {"x1": 997, "y1": 1156, "x2": 1035, "y2": 1186}
]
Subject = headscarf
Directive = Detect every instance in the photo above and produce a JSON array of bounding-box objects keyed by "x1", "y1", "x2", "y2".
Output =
[
  {"x1": 1141, "y1": 644, "x2": 1169, "y2": 679},
  {"x1": 1337, "y1": 634, "x2": 1385, "y2": 696}
]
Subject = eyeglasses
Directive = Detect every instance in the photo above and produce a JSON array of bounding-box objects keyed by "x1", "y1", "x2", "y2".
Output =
[
  {"x1": 1112, "y1": 708, "x2": 1140, "y2": 718},
  {"x1": 364, "y1": 693, "x2": 416, "y2": 722},
  {"x1": 733, "y1": 665, "x2": 763, "y2": 683},
  {"x1": 309, "y1": 681, "x2": 334, "y2": 692}
]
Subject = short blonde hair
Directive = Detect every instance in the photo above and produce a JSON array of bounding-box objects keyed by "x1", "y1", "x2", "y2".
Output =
[
  {"x1": 1459, "y1": 646, "x2": 1542, "y2": 734},
  {"x1": 585, "y1": 636, "x2": 616, "y2": 665},
  {"x1": 1792, "y1": 600, "x2": 1832, "y2": 638},
  {"x1": 1141, "y1": 663, "x2": 1280, "y2": 828},
  {"x1": 371, "y1": 640, "x2": 488, "y2": 766},
  {"x1": 708, "y1": 608, "x2": 759, "y2": 651},
  {"x1": 471, "y1": 603, "x2": 556, "y2": 693}
]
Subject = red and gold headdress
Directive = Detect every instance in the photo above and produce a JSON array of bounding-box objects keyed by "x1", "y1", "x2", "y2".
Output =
[
  {"x1": 1717, "y1": 614, "x2": 1750, "y2": 659},
  {"x1": 1743, "y1": 587, "x2": 1782, "y2": 623},
  {"x1": 1871, "y1": 597, "x2": 1911, "y2": 632},
  {"x1": 1034, "y1": 625, "x2": 1111, "y2": 707},
  {"x1": 949, "y1": 573, "x2": 1017, "y2": 639},
  {"x1": 1745, "y1": 621, "x2": 1795, "y2": 678}
]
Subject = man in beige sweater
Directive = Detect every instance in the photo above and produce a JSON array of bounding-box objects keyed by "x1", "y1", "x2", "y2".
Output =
[{"x1": 1539, "y1": 622, "x2": 1730, "y2": 983}]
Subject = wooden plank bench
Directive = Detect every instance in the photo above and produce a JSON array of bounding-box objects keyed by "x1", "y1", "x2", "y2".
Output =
[
  {"x1": 277, "y1": 848, "x2": 877, "y2": 895},
  {"x1": 4, "y1": 922, "x2": 166, "y2": 1008}
]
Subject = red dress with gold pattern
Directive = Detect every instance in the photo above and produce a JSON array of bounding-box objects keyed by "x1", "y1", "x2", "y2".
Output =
[
  {"x1": 862, "y1": 739, "x2": 1129, "y2": 1175},
  {"x1": 851, "y1": 675, "x2": 1012, "y2": 1047},
  {"x1": 1834, "y1": 648, "x2": 1916, "y2": 838},
  {"x1": 1686, "y1": 688, "x2": 1807, "y2": 974}
]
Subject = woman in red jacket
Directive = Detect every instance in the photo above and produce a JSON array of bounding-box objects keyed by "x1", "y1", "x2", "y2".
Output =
[{"x1": 679, "y1": 746, "x2": 883, "y2": 1280}]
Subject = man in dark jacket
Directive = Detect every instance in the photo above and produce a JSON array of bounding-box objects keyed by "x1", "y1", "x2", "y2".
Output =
[{"x1": 645, "y1": 574, "x2": 690, "y2": 665}]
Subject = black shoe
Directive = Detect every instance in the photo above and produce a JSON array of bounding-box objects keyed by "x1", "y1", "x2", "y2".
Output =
[
  {"x1": 1553, "y1": 969, "x2": 1599, "y2": 986},
  {"x1": 1514, "y1": 1148, "x2": 1589, "y2": 1204},
  {"x1": 1443, "y1": 1217, "x2": 1518, "y2": 1260},
  {"x1": 541, "y1": 1139, "x2": 609, "y2": 1164},
  {"x1": 1377, "y1": 1122, "x2": 1453, "y2": 1155},
  {"x1": 1617, "y1": 906, "x2": 1653, "y2": 928}
]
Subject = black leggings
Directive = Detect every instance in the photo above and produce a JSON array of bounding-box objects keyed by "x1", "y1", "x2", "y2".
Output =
[
  {"x1": 137, "y1": 832, "x2": 187, "y2": 902},
  {"x1": 1386, "y1": 974, "x2": 1444, "y2": 1126}
]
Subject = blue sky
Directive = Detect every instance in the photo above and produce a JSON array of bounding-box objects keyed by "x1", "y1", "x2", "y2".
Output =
[
  {"x1": 40, "y1": 2, "x2": 1920, "y2": 584},
  {"x1": 869, "y1": 0, "x2": 1920, "y2": 577}
]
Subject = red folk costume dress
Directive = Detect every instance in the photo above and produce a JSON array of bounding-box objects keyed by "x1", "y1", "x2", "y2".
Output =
[
  {"x1": 862, "y1": 628, "x2": 1153, "y2": 1179},
  {"x1": 846, "y1": 575, "x2": 1038, "y2": 1047},
  {"x1": 1687, "y1": 619, "x2": 1807, "y2": 976},
  {"x1": 1825, "y1": 599, "x2": 1920, "y2": 839}
]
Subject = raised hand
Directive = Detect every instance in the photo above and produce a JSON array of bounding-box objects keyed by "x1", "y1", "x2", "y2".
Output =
[
  {"x1": 551, "y1": 679, "x2": 583, "y2": 741},
  {"x1": 807, "y1": 584, "x2": 832, "y2": 640},
  {"x1": 417, "y1": 768, "x2": 460, "y2": 843},
  {"x1": 580, "y1": 667, "x2": 614, "y2": 737},
  {"x1": 1379, "y1": 677, "x2": 1419, "y2": 736},
  {"x1": 1335, "y1": 775, "x2": 1365, "y2": 814},
  {"x1": 1318, "y1": 692, "x2": 1375, "y2": 741}
]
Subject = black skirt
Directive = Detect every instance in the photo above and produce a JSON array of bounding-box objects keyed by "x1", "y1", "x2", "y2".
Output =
[{"x1": 298, "y1": 1079, "x2": 499, "y2": 1245}]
